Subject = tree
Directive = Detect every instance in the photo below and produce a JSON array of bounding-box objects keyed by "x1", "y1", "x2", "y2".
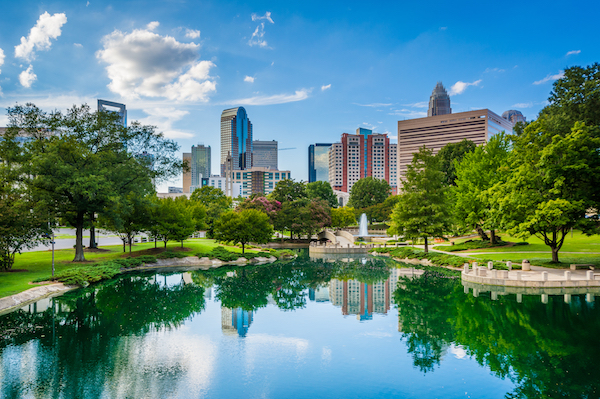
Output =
[
  {"x1": 8, "y1": 103, "x2": 183, "y2": 262},
  {"x1": 453, "y1": 133, "x2": 511, "y2": 243},
  {"x1": 190, "y1": 186, "x2": 232, "y2": 237},
  {"x1": 98, "y1": 192, "x2": 152, "y2": 253},
  {"x1": 492, "y1": 120, "x2": 600, "y2": 262},
  {"x1": 331, "y1": 207, "x2": 356, "y2": 230},
  {"x1": 270, "y1": 178, "x2": 306, "y2": 203},
  {"x1": 274, "y1": 199, "x2": 331, "y2": 239},
  {"x1": 435, "y1": 139, "x2": 476, "y2": 186},
  {"x1": 388, "y1": 146, "x2": 451, "y2": 253},
  {"x1": 306, "y1": 181, "x2": 338, "y2": 208},
  {"x1": 363, "y1": 195, "x2": 400, "y2": 223},
  {"x1": 237, "y1": 196, "x2": 281, "y2": 223},
  {"x1": 347, "y1": 177, "x2": 390, "y2": 209},
  {"x1": 213, "y1": 209, "x2": 273, "y2": 253},
  {"x1": 150, "y1": 197, "x2": 205, "y2": 248}
]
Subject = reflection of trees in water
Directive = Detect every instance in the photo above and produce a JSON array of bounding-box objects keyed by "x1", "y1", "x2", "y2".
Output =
[
  {"x1": 394, "y1": 271, "x2": 600, "y2": 398},
  {"x1": 0, "y1": 273, "x2": 206, "y2": 398}
]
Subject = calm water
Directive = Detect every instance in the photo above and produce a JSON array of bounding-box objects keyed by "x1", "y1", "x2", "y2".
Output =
[{"x1": 1, "y1": 253, "x2": 599, "y2": 399}]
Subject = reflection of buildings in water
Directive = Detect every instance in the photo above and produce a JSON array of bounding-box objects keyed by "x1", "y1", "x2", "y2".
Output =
[
  {"x1": 221, "y1": 307, "x2": 253, "y2": 337},
  {"x1": 308, "y1": 286, "x2": 330, "y2": 302},
  {"x1": 329, "y1": 279, "x2": 390, "y2": 321}
]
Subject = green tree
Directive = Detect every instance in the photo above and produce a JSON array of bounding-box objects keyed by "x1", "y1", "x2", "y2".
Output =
[
  {"x1": 150, "y1": 197, "x2": 205, "y2": 248},
  {"x1": 388, "y1": 146, "x2": 450, "y2": 253},
  {"x1": 213, "y1": 209, "x2": 273, "y2": 253},
  {"x1": 435, "y1": 139, "x2": 476, "y2": 186},
  {"x1": 331, "y1": 207, "x2": 356, "y2": 230},
  {"x1": 98, "y1": 192, "x2": 152, "y2": 253},
  {"x1": 363, "y1": 195, "x2": 400, "y2": 223},
  {"x1": 8, "y1": 103, "x2": 183, "y2": 262},
  {"x1": 270, "y1": 178, "x2": 307, "y2": 203},
  {"x1": 453, "y1": 133, "x2": 511, "y2": 243},
  {"x1": 190, "y1": 186, "x2": 232, "y2": 237},
  {"x1": 306, "y1": 181, "x2": 338, "y2": 208},
  {"x1": 347, "y1": 177, "x2": 390, "y2": 209},
  {"x1": 492, "y1": 120, "x2": 600, "y2": 262}
]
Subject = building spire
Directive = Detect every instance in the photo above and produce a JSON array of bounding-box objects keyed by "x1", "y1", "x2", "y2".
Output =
[{"x1": 428, "y1": 82, "x2": 452, "y2": 116}]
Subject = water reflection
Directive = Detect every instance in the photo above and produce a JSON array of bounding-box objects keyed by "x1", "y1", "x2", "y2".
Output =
[{"x1": 1, "y1": 255, "x2": 599, "y2": 398}]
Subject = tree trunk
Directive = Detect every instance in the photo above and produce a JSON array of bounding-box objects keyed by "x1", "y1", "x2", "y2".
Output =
[
  {"x1": 128, "y1": 233, "x2": 132, "y2": 254},
  {"x1": 154, "y1": 237, "x2": 157, "y2": 248},
  {"x1": 181, "y1": 240, "x2": 184, "y2": 248},
  {"x1": 89, "y1": 214, "x2": 97, "y2": 249},
  {"x1": 476, "y1": 225, "x2": 489, "y2": 241},
  {"x1": 490, "y1": 229, "x2": 497, "y2": 245},
  {"x1": 241, "y1": 242, "x2": 245, "y2": 254},
  {"x1": 122, "y1": 239, "x2": 126, "y2": 252},
  {"x1": 551, "y1": 246, "x2": 560, "y2": 263},
  {"x1": 164, "y1": 240, "x2": 167, "y2": 248},
  {"x1": 424, "y1": 236, "x2": 429, "y2": 253},
  {"x1": 73, "y1": 212, "x2": 86, "y2": 262}
]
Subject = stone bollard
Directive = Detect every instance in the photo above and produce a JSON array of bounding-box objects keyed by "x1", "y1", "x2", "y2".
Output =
[
  {"x1": 464, "y1": 285, "x2": 469, "y2": 294},
  {"x1": 541, "y1": 271, "x2": 548, "y2": 281},
  {"x1": 507, "y1": 261, "x2": 512, "y2": 271},
  {"x1": 586, "y1": 293, "x2": 595, "y2": 303},
  {"x1": 515, "y1": 271, "x2": 522, "y2": 281},
  {"x1": 516, "y1": 293, "x2": 523, "y2": 303},
  {"x1": 395, "y1": 243, "x2": 398, "y2": 248},
  {"x1": 473, "y1": 288, "x2": 479, "y2": 298},
  {"x1": 564, "y1": 294, "x2": 571, "y2": 304},
  {"x1": 522, "y1": 260, "x2": 531, "y2": 271},
  {"x1": 488, "y1": 261, "x2": 494, "y2": 270},
  {"x1": 463, "y1": 264, "x2": 469, "y2": 274},
  {"x1": 587, "y1": 270, "x2": 594, "y2": 280},
  {"x1": 541, "y1": 294, "x2": 548, "y2": 304},
  {"x1": 564, "y1": 271, "x2": 571, "y2": 281},
  {"x1": 473, "y1": 262, "x2": 478, "y2": 269},
  {"x1": 491, "y1": 291, "x2": 498, "y2": 301},
  {"x1": 474, "y1": 267, "x2": 479, "y2": 277}
]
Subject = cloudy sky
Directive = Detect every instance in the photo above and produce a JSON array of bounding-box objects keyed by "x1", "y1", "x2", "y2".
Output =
[{"x1": 0, "y1": 1, "x2": 597, "y2": 191}]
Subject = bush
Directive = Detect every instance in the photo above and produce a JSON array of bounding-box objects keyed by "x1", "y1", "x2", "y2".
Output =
[
  {"x1": 433, "y1": 239, "x2": 509, "y2": 252},
  {"x1": 513, "y1": 241, "x2": 529, "y2": 246},
  {"x1": 157, "y1": 251, "x2": 188, "y2": 259},
  {"x1": 34, "y1": 263, "x2": 121, "y2": 286}
]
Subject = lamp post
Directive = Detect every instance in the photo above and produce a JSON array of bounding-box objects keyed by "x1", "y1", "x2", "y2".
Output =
[{"x1": 51, "y1": 230, "x2": 55, "y2": 277}]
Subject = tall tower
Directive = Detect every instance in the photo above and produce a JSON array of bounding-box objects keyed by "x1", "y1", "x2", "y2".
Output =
[
  {"x1": 220, "y1": 107, "x2": 252, "y2": 176},
  {"x1": 98, "y1": 99, "x2": 127, "y2": 126},
  {"x1": 427, "y1": 82, "x2": 452, "y2": 117},
  {"x1": 191, "y1": 144, "x2": 211, "y2": 188}
]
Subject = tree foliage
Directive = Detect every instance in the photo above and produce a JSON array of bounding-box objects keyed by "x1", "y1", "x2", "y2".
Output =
[
  {"x1": 190, "y1": 186, "x2": 232, "y2": 237},
  {"x1": 213, "y1": 209, "x2": 273, "y2": 253},
  {"x1": 306, "y1": 181, "x2": 338, "y2": 208},
  {"x1": 389, "y1": 147, "x2": 450, "y2": 252},
  {"x1": 347, "y1": 177, "x2": 390, "y2": 209},
  {"x1": 331, "y1": 207, "x2": 356, "y2": 230},
  {"x1": 149, "y1": 196, "x2": 205, "y2": 248},
  {"x1": 435, "y1": 139, "x2": 476, "y2": 186},
  {"x1": 270, "y1": 178, "x2": 307, "y2": 203}
]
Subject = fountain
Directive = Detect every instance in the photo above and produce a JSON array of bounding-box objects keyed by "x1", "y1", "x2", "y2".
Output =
[{"x1": 358, "y1": 213, "x2": 368, "y2": 237}]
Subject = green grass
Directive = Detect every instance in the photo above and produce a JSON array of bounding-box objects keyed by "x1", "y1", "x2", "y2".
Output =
[
  {"x1": 0, "y1": 238, "x2": 261, "y2": 298},
  {"x1": 450, "y1": 231, "x2": 600, "y2": 253}
]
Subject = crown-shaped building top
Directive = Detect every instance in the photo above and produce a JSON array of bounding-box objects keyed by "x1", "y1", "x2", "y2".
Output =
[{"x1": 428, "y1": 82, "x2": 452, "y2": 117}]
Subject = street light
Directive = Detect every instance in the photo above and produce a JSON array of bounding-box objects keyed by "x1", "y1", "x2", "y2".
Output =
[{"x1": 43, "y1": 230, "x2": 55, "y2": 277}]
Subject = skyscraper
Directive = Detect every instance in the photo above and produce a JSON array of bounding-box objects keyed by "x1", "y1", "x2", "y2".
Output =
[
  {"x1": 502, "y1": 110, "x2": 526, "y2": 124},
  {"x1": 220, "y1": 107, "x2": 252, "y2": 176},
  {"x1": 191, "y1": 144, "x2": 211, "y2": 190},
  {"x1": 98, "y1": 99, "x2": 127, "y2": 126},
  {"x1": 252, "y1": 140, "x2": 278, "y2": 169},
  {"x1": 308, "y1": 143, "x2": 332, "y2": 183},
  {"x1": 182, "y1": 152, "x2": 192, "y2": 193},
  {"x1": 427, "y1": 82, "x2": 452, "y2": 117}
]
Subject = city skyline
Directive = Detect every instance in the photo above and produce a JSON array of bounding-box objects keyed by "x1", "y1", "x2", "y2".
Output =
[{"x1": 0, "y1": 1, "x2": 597, "y2": 192}]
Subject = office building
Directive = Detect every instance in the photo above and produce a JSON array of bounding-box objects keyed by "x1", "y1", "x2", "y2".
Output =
[
  {"x1": 328, "y1": 128, "x2": 397, "y2": 194},
  {"x1": 220, "y1": 107, "x2": 252, "y2": 176},
  {"x1": 308, "y1": 143, "x2": 332, "y2": 183},
  {"x1": 253, "y1": 140, "x2": 278, "y2": 169},
  {"x1": 502, "y1": 110, "x2": 526, "y2": 125},
  {"x1": 182, "y1": 152, "x2": 192, "y2": 193},
  {"x1": 168, "y1": 187, "x2": 183, "y2": 193},
  {"x1": 223, "y1": 152, "x2": 290, "y2": 198},
  {"x1": 427, "y1": 82, "x2": 452, "y2": 117},
  {"x1": 397, "y1": 109, "x2": 513, "y2": 185},
  {"x1": 329, "y1": 277, "x2": 391, "y2": 320},
  {"x1": 191, "y1": 144, "x2": 211, "y2": 188},
  {"x1": 98, "y1": 99, "x2": 127, "y2": 126}
]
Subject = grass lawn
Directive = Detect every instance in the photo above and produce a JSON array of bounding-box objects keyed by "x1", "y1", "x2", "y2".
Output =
[
  {"x1": 451, "y1": 231, "x2": 600, "y2": 253},
  {"x1": 0, "y1": 238, "x2": 257, "y2": 298}
]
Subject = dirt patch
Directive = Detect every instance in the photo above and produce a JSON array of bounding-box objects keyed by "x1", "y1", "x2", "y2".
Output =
[
  {"x1": 85, "y1": 247, "x2": 111, "y2": 253},
  {"x1": 123, "y1": 246, "x2": 193, "y2": 257}
]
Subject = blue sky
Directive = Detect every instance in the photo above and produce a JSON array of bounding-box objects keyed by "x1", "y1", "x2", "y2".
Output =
[{"x1": 0, "y1": 0, "x2": 597, "y2": 191}]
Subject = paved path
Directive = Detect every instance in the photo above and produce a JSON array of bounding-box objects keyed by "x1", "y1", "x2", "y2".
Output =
[{"x1": 24, "y1": 228, "x2": 130, "y2": 252}]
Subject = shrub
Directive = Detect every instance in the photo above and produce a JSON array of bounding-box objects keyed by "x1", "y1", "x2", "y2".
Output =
[{"x1": 157, "y1": 251, "x2": 188, "y2": 259}]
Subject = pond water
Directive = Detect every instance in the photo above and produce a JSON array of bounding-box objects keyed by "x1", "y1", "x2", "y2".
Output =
[{"x1": 1, "y1": 252, "x2": 599, "y2": 398}]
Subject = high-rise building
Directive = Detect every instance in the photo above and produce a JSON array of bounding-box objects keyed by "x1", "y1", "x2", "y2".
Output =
[
  {"x1": 329, "y1": 277, "x2": 391, "y2": 320},
  {"x1": 502, "y1": 110, "x2": 526, "y2": 124},
  {"x1": 191, "y1": 144, "x2": 211, "y2": 188},
  {"x1": 427, "y1": 82, "x2": 452, "y2": 117},
  {"x1": 220, "y1": 107, "x2": 252, "y2": 176},
  {"x1": 98, "y1": 99, "x2": 127, "y2": 126},
  {"x1": 182, "y1": 152, "x2": 192, "y2": 193},
  {"x1": 397, "y1": 109, "x2": 513, "y2": 185},
  {"x1": 328, "y1": 128, "x2": 397, "y2": 194},
  {"x1": 308, "y1": 143, "x2": 332, "y2": 183},
  {"x1": 252, "y1": 140, "x2": 278, "y2": 169}
]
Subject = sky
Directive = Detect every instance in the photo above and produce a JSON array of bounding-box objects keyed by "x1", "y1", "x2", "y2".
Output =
[{"x1": 0, "y1": 0, "x2": 598, "y2": 191}]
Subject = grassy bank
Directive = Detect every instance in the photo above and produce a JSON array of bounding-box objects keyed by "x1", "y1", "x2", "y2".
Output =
[{"x1": 450, "y1": 231, "x2": 600, "y2": 253}]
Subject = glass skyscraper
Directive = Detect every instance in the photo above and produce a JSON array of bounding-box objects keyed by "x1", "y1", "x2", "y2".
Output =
[
  {"x1": 308, "y1": 143, "x2": 332, "y2": 182},
  {"x1": 191, "y1": 144, "x2": 211, "y2": 188},
  {"x1": 252, "y1": 140, "x2": 278, "y2": 169},
  {"x1": 220, "y1": 107, "x2": 252, "y2": 176},
  {"x1": 427, "y1": 82, "x2": 452, "y2": 117}
]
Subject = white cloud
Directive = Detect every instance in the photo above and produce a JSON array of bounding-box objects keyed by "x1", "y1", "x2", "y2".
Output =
[
  {"x1": 14, "y1": 12, "x2": 67, "y2": 62},
  {"x1": 449, "y1": 79, "x2": 482, "y2": 95},
  {"x1": 185, "y1": 29, "x2": 201, "y2": 39},
  {"x1": 146, "y1": 21, "x2": 160, "y2": 31},
  {"x1": 511, "y1": 102, "x2": 533, "y2": 108},
  {"x1": 249, "y1": 23, "x2": 269, "y2": 47},
  {"x1": 251, "y1": 11, "x2": 274, "y2": 24},
  {"x1": 19, "y1": 65, "x2": 37, "y2": 87},
  {"x1": 73, "y1": 43, "x2": 83, "y2": 48},
  {"x1": 533, "y1": 71, "x2": 564, "y2": 85},
  {"x1": 321, "y1": 84, "x2": 331, "y2": 91},
  {"x1": 139, "y1": 107, "x2": 194, "y2": 139},
  {"x1": 484, "y1": 67, "x2": 505, "y2": 73},
  {"x1": 86, "y1": 1, "x2": 89, "y2": 6},
  {"x1": 244, "y1": 75, "x2": 255, "y2": 83},
  {"x1": 353, "y1": 102, "x2": 392, "y2": 107},
  {"x1": 389, "y1": 109, "x2": 427, "y2": 118},
  {"x1": 0, "y1": 48, "x2": 4, "y2": 74},
  {"x1": 226, "y1": 89, "x2": 310, "y2": 106},
  {"x1": 403, "y1": 101, "x2": 428, "y2": 108},
  {"x1": 439, "y1": 27, "x2": 447, "y2": 31},
  {"x1": 96, "y1": 26, "x2": 217, "y2": 102},
  {"x1": 566, "y1": 50, "x2": 581, "y2": 56}
]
